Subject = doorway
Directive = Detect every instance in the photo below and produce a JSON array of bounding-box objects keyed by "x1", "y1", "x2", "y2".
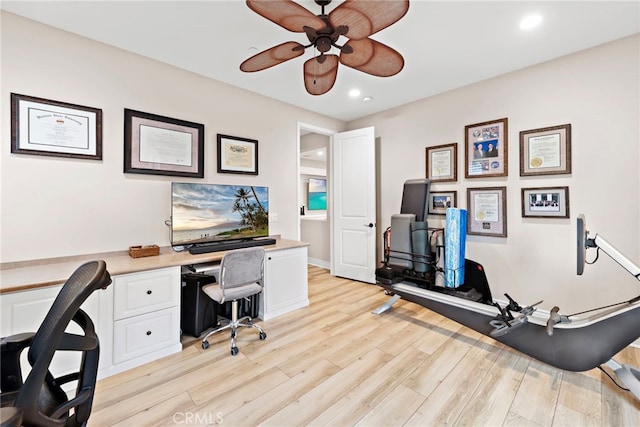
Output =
[
  {"x1": 298, "y1": 123, "x2": 334, "y2": 269},
  {"x1": 297, "y1": 122, "x2": 379, "y2": 283}
]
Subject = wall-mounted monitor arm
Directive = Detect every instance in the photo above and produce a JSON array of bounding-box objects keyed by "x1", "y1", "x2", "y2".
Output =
[
  {"x1": 578, "y1": 214, "x2": 640, "y2": 280},
  {"x1": 591, "y1": 234, "x2": 640, "y2": 280}
]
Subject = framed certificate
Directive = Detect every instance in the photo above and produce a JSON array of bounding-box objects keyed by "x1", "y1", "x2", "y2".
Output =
[
  {"x1": 467, "y1": 187, "x2": 507, "y2": 237},
  {"x1": 217, "y1": 134, "x2": 258, "y2": 175},
  {"x1": 426, "y1": 143, "x2": 457, "y2": 182},
  {"x1": 11, "y1": 93, "x2": 103, "y2": 160},
  {"x1": 519, "y1": 124, "x2": 571, "y2": 176},
  {"x1": 124, "y1": 109, "x2": 204, "y2": 178}
]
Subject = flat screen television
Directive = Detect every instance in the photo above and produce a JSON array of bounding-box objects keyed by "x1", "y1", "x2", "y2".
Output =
[
  {"x1": 171, "y1": 182, "x2": 269, "y2": 247},
  {"x1": 308, "y1": 178, "x2": 327, "y2": 210}
]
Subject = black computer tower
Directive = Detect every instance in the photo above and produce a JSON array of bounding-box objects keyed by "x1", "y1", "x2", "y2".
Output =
[{"x1": 181, "y1": 273, "x2": 218, "y2": 337}]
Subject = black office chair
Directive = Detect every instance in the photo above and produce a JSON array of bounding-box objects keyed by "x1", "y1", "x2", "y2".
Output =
[
  {"x1": 1, "y1": 260, "x2": 112, "y2": 427},
  {"x1": 201, "y1": 247, "x2": 267, "y2": 355}
]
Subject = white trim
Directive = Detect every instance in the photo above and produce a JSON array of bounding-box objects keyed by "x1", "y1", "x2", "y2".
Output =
[{"x1": 307, "y1": 258, "x2": 329, "y2": 269}]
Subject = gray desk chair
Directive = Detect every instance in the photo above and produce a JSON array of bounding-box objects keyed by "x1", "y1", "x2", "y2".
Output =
[{"x1": 201, "y1": 247, "x2": 267, "y2": 355}]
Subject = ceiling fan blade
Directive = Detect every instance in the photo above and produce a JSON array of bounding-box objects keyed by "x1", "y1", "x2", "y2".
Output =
[
  {"x1": 240, "y1": 41, "x2": 305, "y2": 72},
  {"x1": 340, "y1": 38, "x2": 404, "y2": 77},
  {"x1": 304, "y1": 54, "x2": 339, "y2": 96},
  {"x1": 329, "y1": 0, "x2": 409, "y2": 40},
  {"x1": 247, "y1": 0, "x2": 326, "y2": 33}
]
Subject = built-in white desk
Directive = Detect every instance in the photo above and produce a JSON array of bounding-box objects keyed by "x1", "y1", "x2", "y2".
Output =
[{"x1": 0, "y1": 238, "x2": 309, "y2": 379}]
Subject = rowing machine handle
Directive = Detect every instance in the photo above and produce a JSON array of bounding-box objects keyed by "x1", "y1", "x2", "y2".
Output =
[{"x1": 546, "y1": 306, "x2": 561, "y2": 336}]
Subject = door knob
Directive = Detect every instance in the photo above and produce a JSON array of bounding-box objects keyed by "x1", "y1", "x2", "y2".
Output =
[{"x1": 364, "y1": 223, "x2": 374, "y2": 228}]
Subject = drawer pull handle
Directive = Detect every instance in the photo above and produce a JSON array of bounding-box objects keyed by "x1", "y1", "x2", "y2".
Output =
[
  {"x1": 146, "y1": 290, "x2": 152, "y2": 295},
  {"x1": 146, "y1": 331, "x2": 152, "y2": 336}
]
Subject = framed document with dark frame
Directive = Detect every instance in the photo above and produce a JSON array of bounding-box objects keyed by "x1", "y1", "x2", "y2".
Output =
[
  {"x1": 521, "y1": 186, "x2": 570, "y2": 219},
  {"x1": 11, "y1": 93, "x2": 103, "y2": 160},
  {"x1": 124, "y1": 109, "x2": 204, "y2": 178},
  {"x1": 520, "y1": 124, "x2": 571, "y2": 176},
  {"x1": 467, "y1": 186, "x2": 507, "y2": 237},
  {"x1": 426, "y1": 143, "x2": 457, "y2": 182},
  {"x1": 428, "y1": 191, "x2": 457, "y2": 215},
  {"x1": 465, "y1": 118, "x2": 508, "y2": 178},
  {"x1": 217, "y1": 134, "x2": 258, "y2": 175}
]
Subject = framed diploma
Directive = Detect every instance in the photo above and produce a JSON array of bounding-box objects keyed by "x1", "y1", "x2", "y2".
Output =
[
  {"x1": 428, "y1": 191, "x2": 457, "y2": 215},
  {"x1": 124, "y1": 109, "x2": 204, "y2": 178},
  {"x1": 467, "y1": 187, "x2": 507, "y2": 237},
  {"x1": 464, "y1": 118, "x2": 508, "y2": 178},
  {"x1": 11, "y1": 93, "x2": 102, "y2": 160},
  {"x1": 426, "y1": 143, "x2": 457, "y2": 182},
  {"x1": 521, "y1": 186, "x2": 570, "y2": 218},
  {"x1": 519, "y1": 124, "x2": 571, "y2": 176},
  {"x1": 217, "y1": 134, "x2": 258, "y2": 175}
]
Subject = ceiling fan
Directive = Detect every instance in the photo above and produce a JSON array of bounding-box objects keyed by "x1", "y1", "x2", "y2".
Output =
[{"x1": 240, "y1": 0, "x2": 410, "y2": 95}]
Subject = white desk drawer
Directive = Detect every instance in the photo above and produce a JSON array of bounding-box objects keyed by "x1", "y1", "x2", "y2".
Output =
[
  {"x1": 113, "y1": 267, "x2": 180, "y2": 320},
  {"x1": 113, "y1": 307, "x2": 180, "y2": 364}
]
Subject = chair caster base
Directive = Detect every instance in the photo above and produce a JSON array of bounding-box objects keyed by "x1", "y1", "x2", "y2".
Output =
[
  {"x1": 202, "y1": 340, "x2": 210, "y2": 350},
  {"x1": 259, "y1": 331, "x2": 267, "y2": 340},
  {"x1": 231, "y1": 346, "x2": 239, "y2": 356}
]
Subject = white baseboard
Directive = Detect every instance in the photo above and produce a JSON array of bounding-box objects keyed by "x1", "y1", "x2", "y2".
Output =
[{"x1": 308, "y1": 257, "x2": 329, "y2": 269}]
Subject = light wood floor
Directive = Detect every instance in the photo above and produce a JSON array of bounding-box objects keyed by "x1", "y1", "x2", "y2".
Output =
[{"x1": 89, "y1": 266, "x2": 640, "y2": 426}]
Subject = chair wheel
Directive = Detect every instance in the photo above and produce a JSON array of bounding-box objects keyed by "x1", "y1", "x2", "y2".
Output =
[
  {"x1": 231, "y1": 346, "x2": 239, "y2": 356},
  {"x1": 202, "y1": 340, "x2": 210, "y2": 350},
  {"x1": 259, "y1": 331, "x2": 267, "y2": 340}
]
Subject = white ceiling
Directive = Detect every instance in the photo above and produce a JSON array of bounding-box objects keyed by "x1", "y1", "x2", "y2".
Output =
[{"x1": 2, "y1": 1, "x2": 639, "y2": 121}]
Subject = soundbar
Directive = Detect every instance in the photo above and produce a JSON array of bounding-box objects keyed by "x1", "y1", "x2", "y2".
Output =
[{"x1": 188, "y1": 238, "x2": 277, "y2": 255}]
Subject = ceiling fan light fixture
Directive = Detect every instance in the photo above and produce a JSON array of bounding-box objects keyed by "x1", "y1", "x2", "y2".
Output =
[{"x1": 243, "y1": 0, "x2": 409, "y2": 95}]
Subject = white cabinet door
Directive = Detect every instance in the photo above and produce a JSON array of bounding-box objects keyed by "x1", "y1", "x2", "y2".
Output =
[
  {"x1": 261, "y1": 246, "x2": 309, "y2": 320},
  {"x1": 0, "y1": 284, "x2": 113, "y2": 379}
]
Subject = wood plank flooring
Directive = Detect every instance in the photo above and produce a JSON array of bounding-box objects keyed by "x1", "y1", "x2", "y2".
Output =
[{"x1": 89, "y1": 266, "x2": 640, "y2": 426}]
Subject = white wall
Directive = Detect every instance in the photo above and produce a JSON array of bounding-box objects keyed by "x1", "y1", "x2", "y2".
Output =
[
  {"x1": 350, "y1": 34, "x2": 640, "y2": 313},
  {"x1": 2, "y1": 12, "x2": 638, "y2": 316},
  {"x1": 0, "y1": 12, "x2": 346, "y2": 263}
]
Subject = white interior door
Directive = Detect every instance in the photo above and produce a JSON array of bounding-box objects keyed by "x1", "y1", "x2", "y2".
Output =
[{"x1": 330, "y1": 127, "x2": 376, "y2": 283}]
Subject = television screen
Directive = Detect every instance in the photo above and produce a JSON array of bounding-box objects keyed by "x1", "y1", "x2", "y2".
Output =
[
  {"x1": 171, "y1": 182, "x2": 269, "y2": 247},
  {"x1": 308, "y1": 178, "x2": 327, "y2": 210}
]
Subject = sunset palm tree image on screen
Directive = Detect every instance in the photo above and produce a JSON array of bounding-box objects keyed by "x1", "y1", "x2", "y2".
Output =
[{"x1": 171, "y1": 183, "x2": 268, "y2": 246}]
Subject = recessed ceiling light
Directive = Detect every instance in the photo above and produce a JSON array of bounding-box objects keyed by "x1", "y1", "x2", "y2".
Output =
[
  {"x1": 362, "y1": 96, "x2": 373, "y2": 102},
  {"x1": 520, "y1": 14, "x2": 543, "y2": 30},
  {"x1": 349, "y1": 89, "x2": 361, "y2": 97}
]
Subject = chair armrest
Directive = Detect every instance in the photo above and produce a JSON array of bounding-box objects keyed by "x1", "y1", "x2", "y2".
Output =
[
  {"x1": 57, "y1": 333, "x2": 98, "y2": 352},
  {"x1": 56, "y1": 309, "x2": 98, "y2": 352},
  {"x1": 1, "y1": 333, "x2": 34, "y2": 393}
]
